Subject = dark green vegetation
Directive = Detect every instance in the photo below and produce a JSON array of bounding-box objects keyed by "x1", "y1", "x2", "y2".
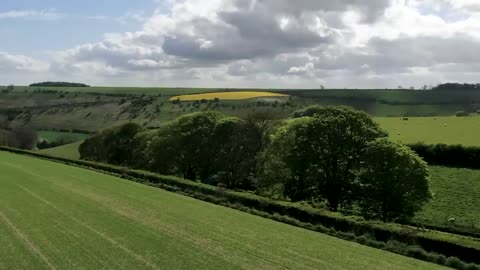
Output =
[
  {"x1": 29, "y1": 82, "x2": 90, "y2": 87},
  {"x1": 80, "y1": 107, "x2": 432, "y2": 224},
  {"x1": 0, "y1": 151, "x2": 449, "y2": 270}
]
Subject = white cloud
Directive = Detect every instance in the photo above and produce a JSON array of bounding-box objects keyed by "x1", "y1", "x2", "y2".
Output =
[
  {"x1": 0, "y1": 9, "x2": 62, "y2": 20},
  {"x1": 0, "y1": 52, "x2": 49, "y2": 72},
  {"x1": 4, "y1": 0, "x2": 480, "y2": 88}
]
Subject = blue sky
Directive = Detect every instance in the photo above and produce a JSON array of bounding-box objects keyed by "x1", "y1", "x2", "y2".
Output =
[
  {"x1": 0, "y1": 0, "x2": 479, "y2": 88},
  {"x1": 0, "y1": 0, "x2": 155, "y2": 57}
]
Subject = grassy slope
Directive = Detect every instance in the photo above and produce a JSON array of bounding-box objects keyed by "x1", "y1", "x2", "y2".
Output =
[
  {"x1": 36, "y1": 138, "x2": 480, "y2": 233},
  {"x1": 377, "y1": 116, "x2": 480, "y2": 146},
  {"x1": 38, "y1": 131, "x2": 89, "y2": 142},
  {"x1": 415, "y1": 166, "x2": 480, "y2": 231},
  {"x1": 0, "y1": 151, "x2": 445, "y2": 270},
  {"x1": 38, "y1": 141, "x2": 82, "y2": 159}
]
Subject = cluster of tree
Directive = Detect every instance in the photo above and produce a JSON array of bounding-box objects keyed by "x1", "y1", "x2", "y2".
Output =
[
  {"x1": 37, "y1": 135, "x2": 78, "y2": 150},
  {"x1": 29, "y1": 82, "x2": 90, "y2": 87},
  {"x1": 0, "y1": 122, "x2": 38, "y2": 150},
  {"x1": 409, "y1": 143, "x2": 480, "y2": 169},
  {"x1": 79, "y1": 106, "x2": 432, "y2": 222},
  {"x1": 432, "y1": 83, "x2": 480, "y2": 91}
]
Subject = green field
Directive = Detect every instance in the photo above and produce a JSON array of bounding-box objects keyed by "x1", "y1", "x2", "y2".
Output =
[
  {"x1": 38, "y1": 131, "x2": 89, "y2": 142},
  {"x1": 415, "y1": 166, "x2": 480, "y2": 231},
  {"x1": 377, "y1": 116, "x2": 480, "y2": 146},
  {"x1": 0, "y1": 151, "x2": 446, "y2": 269},
  {"x1": 38, "y1": 141, "x2": 83, "y2": 159}
]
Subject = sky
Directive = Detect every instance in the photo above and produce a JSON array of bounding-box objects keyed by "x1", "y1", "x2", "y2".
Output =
[{"x1": 1, "y1": 0, "x2": 480, "y2": 88}]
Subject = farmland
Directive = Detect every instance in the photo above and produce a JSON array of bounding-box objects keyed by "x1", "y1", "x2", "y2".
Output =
[
  {"x1": 170, "y1": 91, "x2": 289, "y2": 101},
  {"x1": 415, "y1": 166, "x2": 480, "y2": 231},
  {"x1": 38, "y1": 141, "x2": 83, "y2": 159},
  {"x1": 0, "y1": 151, "x2": 445, "y2": 269},
  {"x1": 376, "y1": 116, "x2": 480, "y2": 146}
]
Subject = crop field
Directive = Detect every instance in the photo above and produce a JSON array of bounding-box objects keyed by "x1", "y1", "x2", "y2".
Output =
[
  {"x1": 38, "y1": 131, "x2": 89, "y2": 142},
  {"x1": 415, "y1": 166, "x2": 480, "y2": 231},
  {"x1": 38, "y1": 141, "x2": 83, "y2": 159},
  {"x1": 0, "y1": 151, "x2": 446, "y2": 270},
  {"x1": 170, "y1": 91, "x2": 289, "y2": 101},
  {"x1": 377, "y1": 116, "x2": 480, "y2": 146}
]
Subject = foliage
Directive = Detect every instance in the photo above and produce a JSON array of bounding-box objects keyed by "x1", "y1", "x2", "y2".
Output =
[
  {"x1": 29, "y1": 81, "x2": 90, "y2": 87},
  {"x1": 79, "y1": 122, "x2": 144, "y2": 165},
  {"x1": 433, "y1": 83, "x2": 480, "y2": 91},
  {"x1": 409, "y1": 143, "x2": 480, "y2": 169},
  {"x1": 358, "y1": 138, "x2": 433, "y2": 222},
  {"x1": 265, "y1": 106, "x2": 387, "y2": 211}
]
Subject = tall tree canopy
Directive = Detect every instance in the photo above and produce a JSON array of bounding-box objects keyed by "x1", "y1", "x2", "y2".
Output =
[
  {"x1": 265, "y1": 106, "x2": 387, "y2": 210},
  {"x1": 358, "y1": 138, "x2": 432, "y2": 222}
]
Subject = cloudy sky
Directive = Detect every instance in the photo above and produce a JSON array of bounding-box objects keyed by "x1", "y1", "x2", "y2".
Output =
[{"x1": 1, "y1": 0, "x2": 479, "y2": 88}]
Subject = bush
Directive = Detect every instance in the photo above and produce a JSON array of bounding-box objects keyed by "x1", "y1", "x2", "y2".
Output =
[
  {"x1": 409, "y1": 143, "x2": 480, "y2": 169},
  {"x1": 456, "y1": 111, "x2": 470, "y2": 117}
]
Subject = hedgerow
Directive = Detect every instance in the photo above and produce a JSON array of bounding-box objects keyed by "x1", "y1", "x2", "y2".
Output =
[{"x1": 1, "y1": 146, "x2": 479, "y2": 270}]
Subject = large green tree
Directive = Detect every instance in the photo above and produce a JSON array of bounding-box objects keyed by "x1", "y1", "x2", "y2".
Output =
[
  {"x1": 358, "y1": 138, "x2": 433, "y2": 222},
  {"x1": 264, "y1": 106, "x2": 387, "y2": 210}
]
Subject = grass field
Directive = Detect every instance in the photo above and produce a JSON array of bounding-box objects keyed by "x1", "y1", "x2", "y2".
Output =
[
  {"x1": 415, "y1": 166, "x2": 480, "y2": 231},
  {"x1": 38, "y1": 141, "x2": 82, "y2": 159},
  {"x1": 38, "y1": 131, "x2": 89, "y2": 142},
  {"x1": 170, "y1": 91, "x2": 289, "y2": 101},
  {"x1": 0, "y1": 151, "x2": 446, "y2": 270},
  {"x1": 377, "y1": 116, "x2": 480, "y2": 146}
]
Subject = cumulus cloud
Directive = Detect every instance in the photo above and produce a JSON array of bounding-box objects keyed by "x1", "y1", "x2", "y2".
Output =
[
  {"x1": 0, "y1": 52, "x2": 49, "y2": 72},
  {"x1": 6, "y1": 0, "x2": 480, "y2": 88}
]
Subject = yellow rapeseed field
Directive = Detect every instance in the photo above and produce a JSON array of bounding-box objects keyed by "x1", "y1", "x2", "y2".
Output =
[{"x1": 170, "y1": 91, "x2": 289, "y2": 101}]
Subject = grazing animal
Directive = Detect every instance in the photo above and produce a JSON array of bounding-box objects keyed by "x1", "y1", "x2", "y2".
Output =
[{"x1": 448, "y1": 217, "x2": 456, "y2": 224}]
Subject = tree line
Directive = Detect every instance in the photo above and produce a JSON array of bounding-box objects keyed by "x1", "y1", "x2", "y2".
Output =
[
  {"x1": 29, "y1": 82, "x2": 90, "y2": 87},
  {"x1": 80, "y1": 106, "x2": 432, "y2": 223},
  {"x1": 0, "y1": 121, "x2": 37, "y2": 150}
]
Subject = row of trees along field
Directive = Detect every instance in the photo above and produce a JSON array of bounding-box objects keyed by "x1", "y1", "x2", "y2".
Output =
[{"x1": 80, "y1": 106, "x2": 432, "y2": 223}]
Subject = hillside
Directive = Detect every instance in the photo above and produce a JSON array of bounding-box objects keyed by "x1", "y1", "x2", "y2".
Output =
[
  {"x1": 3, "y1": 87, "x2": 480, "y2": 132},
  {"x1": 0, "y1": 151, "x2": 446, "y2": 269}
]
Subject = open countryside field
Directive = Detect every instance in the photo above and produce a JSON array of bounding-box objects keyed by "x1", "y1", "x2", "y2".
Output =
[
  {"x1": 415, "y1": 166, "x2": 480, "y2": 231},
  {"x1": 38, "y1": 141, "x2": 83, "y2": 159},
  {"x1": 38, "y1": 131, "x2": 89, "y2": 142},
  {"x1": 0, "y1": 151, "x2": 446, "y2": 270},
  {"x1": 377, "y1": 116, "x2": 480, "y2": 146},
  {"x1": 170, "y1": 91, "x2": 289, "y2": 101}
]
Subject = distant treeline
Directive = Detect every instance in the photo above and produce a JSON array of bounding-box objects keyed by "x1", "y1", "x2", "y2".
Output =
[
  {"x1": 409, "y1": 143, "x2": 480, "y2": 169},
  {"x1": 29, "y1": 82, "x2": 90, "y2": 87},
  {"x1": 432, "y1": 83, "x2": 480, "y2": 91}
]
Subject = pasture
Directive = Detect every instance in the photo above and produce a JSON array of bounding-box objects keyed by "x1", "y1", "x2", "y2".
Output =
[
  {"x1": 415, "y1": 166, "x2": 480, "y2": 231},
  {"x1": 377, "y1": 116, "x2": 480, "y2": 146},
  {"x1": 170, "y1": 91, "x2": 289, "y2": 101},
  {"x1": 38, "y1": 141, "x2": 83, "y2": 159},
  {"x1": 0, "y1": 151, "x2": 445, "y2": 270}
]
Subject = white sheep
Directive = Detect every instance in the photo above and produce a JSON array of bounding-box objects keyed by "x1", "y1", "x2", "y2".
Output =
[{"x1": 448, "y1": 217, "x2": 456, "y2": 224}]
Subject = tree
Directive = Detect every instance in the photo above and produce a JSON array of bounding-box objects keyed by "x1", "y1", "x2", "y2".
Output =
[
  {"x1": 264, "y1": 106, "x2": 387, "y2": 210},
  {"x1": 358, "y1": 138, "x2": 432, "y2": 222},
  {"x1": 13, "y1": 128, "x2": 37, "y2": 150},
  {"x1": 79, "y1": 122, "x2": 144, "y2": 165}
]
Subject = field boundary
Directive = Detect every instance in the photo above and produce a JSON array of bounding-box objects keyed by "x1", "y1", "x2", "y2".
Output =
[{"x1": 1, "y1": 146, "x2": 479, "y2": 270}]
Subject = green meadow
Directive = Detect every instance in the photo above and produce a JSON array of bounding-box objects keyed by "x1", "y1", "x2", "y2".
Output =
[{"x1": 0, "y1": 151, "x2": 446, "y2": 270}]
